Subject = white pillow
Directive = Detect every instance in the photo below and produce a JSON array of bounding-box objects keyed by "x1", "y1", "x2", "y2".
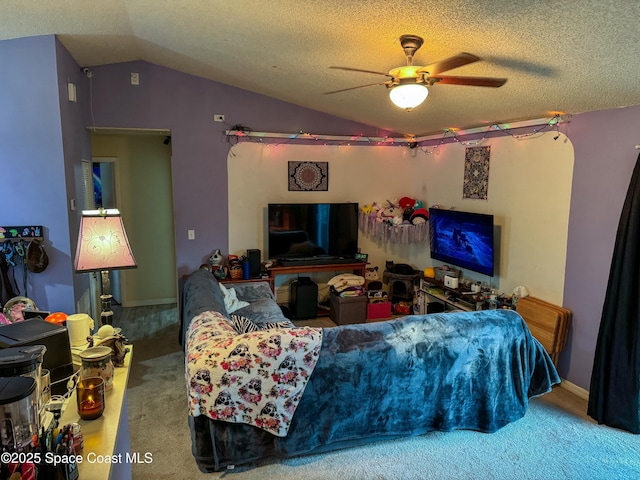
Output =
[{"x1": 219, "y1": 283, "x2": 250, "y2": 314}]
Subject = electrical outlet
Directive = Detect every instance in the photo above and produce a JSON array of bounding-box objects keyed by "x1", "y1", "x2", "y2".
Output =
[
  {"x1": 214, "y1": 114, "x2": 225, "y2": 122},
  {"x1": 131, "y1": 72, "x2": 140, "y2": 85},
  {"x1": 188, "y1": 229, "x2": 196, "y2": 240}
]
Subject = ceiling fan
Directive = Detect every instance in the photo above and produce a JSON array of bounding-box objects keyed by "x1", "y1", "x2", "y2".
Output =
[{"x1": 325, "y1": 34, "x2": 507, "y2": 111}]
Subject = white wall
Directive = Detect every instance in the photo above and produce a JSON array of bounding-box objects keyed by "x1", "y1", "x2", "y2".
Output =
[{"x1": 228, "y1": 133, "x2": 573, "y2": 304}]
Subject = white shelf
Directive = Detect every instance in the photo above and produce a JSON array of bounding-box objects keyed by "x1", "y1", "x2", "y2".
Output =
[{"x1": 59, "y1": 346, "x2": 133, "y2": 479}]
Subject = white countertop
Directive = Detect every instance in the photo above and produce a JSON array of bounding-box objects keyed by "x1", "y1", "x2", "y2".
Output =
[{"x1": 58, "y1": 345, "x2": 133, "y2": 480}]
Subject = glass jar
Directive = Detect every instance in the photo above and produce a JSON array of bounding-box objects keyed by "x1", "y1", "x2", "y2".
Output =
[{"x1": 79, "y1": 346, "x2": 114, "y2": 391}]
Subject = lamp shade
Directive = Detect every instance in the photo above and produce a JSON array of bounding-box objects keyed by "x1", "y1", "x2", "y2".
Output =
[
  {"x1": 388, "y1": 83, "x2": 429, "y2": 111},
  {"x1": 74, "y1": 209, "x2": 137, "y2": 272}
]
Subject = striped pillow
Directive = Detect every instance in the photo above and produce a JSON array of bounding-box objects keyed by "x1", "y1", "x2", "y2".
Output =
[
  {"x1": 230, "y1": 315, "x2": 293, "y2": 334},
  {"x1": 230, "y1": 314, "x2": 260, "y2": 334}
]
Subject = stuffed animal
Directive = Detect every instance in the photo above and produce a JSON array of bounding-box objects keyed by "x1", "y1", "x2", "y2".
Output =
[
  {"x1": 410, "y1": 208, "x2": 429, "y2": 225},
  {"x1": 361, "y1": 204, "x2": 374, "y2": 215},
  {"x1": 378, "y1": 201, "x2": 404, "y2": 225},
  {"x1": 402, "y1": 207, "x2": 415, "y2": 222},
  {"x1": 398, "y1": 196, "x2": 416, "y2": 210},
  {"x1": 378, "y1": 202, "x2": 401, "y2": 219},
  {"x1": 208, "y1": 249, "x2": 224, "y2": 267},
  {"x1": 364, "y1": 266, "x2": 383, "y2": 291}
]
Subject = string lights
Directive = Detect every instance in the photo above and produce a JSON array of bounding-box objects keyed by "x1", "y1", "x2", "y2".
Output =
[{"x1": 225, "y1": 114, "x2": 570, "y2": 154}]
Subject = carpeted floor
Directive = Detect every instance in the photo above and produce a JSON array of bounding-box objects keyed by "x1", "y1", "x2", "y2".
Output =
[{"x1": 120, "y1": 307, "x2": 640, "y2": 480}]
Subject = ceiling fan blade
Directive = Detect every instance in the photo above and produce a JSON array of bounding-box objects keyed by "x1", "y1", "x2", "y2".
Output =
[
  {"x1": 418, "y1": 52, "x2": 480, "y2": 75},
  {"x1": 428, "y1": 75, "x2": 507, "y2": 87},
  {"x1": 324, "y1": 82, "x2": 388, "y2": 95},
  {"x1": 329, "y1": 66, "x2": 389, "y2": 76}
]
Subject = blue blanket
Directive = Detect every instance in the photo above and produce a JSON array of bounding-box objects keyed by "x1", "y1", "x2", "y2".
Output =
[{"x1": 189, "y1": 309, "x2": 560, "y2": 471}]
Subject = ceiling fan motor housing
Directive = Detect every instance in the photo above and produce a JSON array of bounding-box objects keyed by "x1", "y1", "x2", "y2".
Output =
[{"x1": 399, "y1": 35, "x2": 424, "y2": 65}]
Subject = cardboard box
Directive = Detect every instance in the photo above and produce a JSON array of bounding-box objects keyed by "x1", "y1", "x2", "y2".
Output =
[
  {"x1": 330, "y1": 293, "x2": 367, "y2": 325},
  {"x1": 367, "y1": 301, "x2": 392, "y2": 320}
]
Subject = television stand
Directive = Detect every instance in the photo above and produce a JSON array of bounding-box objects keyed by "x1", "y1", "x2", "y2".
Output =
[
  {"x1": 279, "y1": 257, "x2": 358, "y2": 266},
  {"x1": 268, "y1": 261, "x2": 367, "y2": 282}
]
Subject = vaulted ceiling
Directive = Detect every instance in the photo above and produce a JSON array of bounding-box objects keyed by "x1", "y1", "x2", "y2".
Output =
[{"x1": 2, "y1": 1, "x2": 640, "y2": 136}]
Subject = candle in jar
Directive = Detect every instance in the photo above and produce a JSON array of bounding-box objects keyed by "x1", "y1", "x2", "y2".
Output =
[
  {"x1": 80, "y1": 396, "x2": 103, "y2": 418},
  {"x1": 76, "y1": 378, "x2": 105, "y2": 420}
]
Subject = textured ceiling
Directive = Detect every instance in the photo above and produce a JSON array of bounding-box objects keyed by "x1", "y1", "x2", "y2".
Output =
[{"x1": 2, "y1": 1, "x2": 640, "y2": 136}]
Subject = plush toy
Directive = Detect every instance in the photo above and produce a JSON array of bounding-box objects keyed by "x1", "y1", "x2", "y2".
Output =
[
  {"x1": 208, "y1": 249, "x2": 224, "y2": 267},
  {"x1": 361, "y1": 204, "x2": 373, "y2": 215},
  {"x1": 410, "y1": 208, "x2": 429, "y2": 225},
  {"x1": 378, "y1": 202, "x2": 401, "y2": 219},
  {"x1": 364, "y1": 266, "x2": 383, "y2": 291},
  {"x1": 378, "y1": 201, "x2": 404, "y2": 225},
  {"x1": 398, "y1": 196, "x2": 416, "y2": 210},
  {"x1": 402, "y1": 207, "x2": 415, "y2": 222}
]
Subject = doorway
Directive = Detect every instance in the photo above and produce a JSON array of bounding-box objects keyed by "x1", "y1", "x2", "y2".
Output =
[
  {"x1": 91, "y1": 157, "x2": 123, "y2": 305},
  {"x1": 90, "y1": 130, "x2": 177, "y2": 309}
]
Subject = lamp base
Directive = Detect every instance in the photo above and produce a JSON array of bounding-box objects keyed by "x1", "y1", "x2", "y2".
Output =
[{"x1": 100, "y1": 270, "x2": 114, "y2": 326}]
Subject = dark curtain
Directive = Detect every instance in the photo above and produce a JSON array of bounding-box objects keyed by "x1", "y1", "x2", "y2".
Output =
[{"x1": 588, "y1": 153, "x2": 640, "y2": 433}]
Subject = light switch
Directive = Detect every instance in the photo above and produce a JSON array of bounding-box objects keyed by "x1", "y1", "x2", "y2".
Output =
[{"x1": 188, "y1": 229, "x2": 195, "y2": 240}]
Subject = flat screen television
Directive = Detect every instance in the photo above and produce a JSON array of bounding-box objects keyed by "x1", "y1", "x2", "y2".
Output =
[
  {"x1": 267, "y1": 203, "x2": 359, "y2": 261},
  {"x1": 429, "y1": 208, "x2": 495, "y2": 277}
]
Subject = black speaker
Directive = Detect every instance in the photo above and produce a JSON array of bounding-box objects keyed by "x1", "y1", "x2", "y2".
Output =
[
  {"x1": 246, "y1": 249, "x2": 261, "y2": 278},
  {"x1": 290, "y1": 277, "x2": 318, "y2": 320}
]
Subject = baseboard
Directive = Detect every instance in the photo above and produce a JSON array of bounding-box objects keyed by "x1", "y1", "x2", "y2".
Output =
[
  {"x1": 122, "y1": 297, "x2": 177, "y2": 308},
  {"x1": 559, "y1": 378, "x2": 589, "y2": 400}
]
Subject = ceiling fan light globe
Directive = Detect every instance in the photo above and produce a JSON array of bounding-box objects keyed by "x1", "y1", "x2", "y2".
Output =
[{"x1": 389, "y1": 84, "x2": 428, "y2": 111}]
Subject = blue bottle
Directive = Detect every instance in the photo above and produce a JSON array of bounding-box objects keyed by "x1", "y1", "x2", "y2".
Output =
[{"x1": 242, "y1": 260, "x2": 251, "y2": 280}]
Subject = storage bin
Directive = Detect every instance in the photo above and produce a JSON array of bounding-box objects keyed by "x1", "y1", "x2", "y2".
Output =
[
  {"x1": 367, "y1": 301, "x2": 392, "y2": 320},
  {"x1": 330, "y1": 293, "x2": 367, "y2": 325}
]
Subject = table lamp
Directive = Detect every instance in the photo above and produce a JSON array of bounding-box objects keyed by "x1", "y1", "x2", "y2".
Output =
[{"x1": 74, "y1": 208, "x2": 137, "y2": 325}]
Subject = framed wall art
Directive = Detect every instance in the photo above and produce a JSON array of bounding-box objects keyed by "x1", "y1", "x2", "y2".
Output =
[
  {"x1": 463, "y1": 146, "x2": 490, "y2": 200},
  {"x1": 288, "y1": 161, "x2": 329, "y2": 191}
]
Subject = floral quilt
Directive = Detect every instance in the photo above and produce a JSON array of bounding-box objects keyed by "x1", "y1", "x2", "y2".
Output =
[{"x1": 185, "y1": 310, "x2": 323, "y2": 437}]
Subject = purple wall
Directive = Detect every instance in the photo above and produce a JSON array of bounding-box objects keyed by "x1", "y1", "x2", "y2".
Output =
[
  {"x1": 87, "y1": 61, "x2": 387, "y2": 277},
  {"x1": 0, "y1": 36, "x2": 77, "y2": 313},
  {"x1": 562, "y1": 105, "x2": 640, "y2": 389},
  {"x1": 54, "y1": 38, "x2": 94, "y2": 309}
]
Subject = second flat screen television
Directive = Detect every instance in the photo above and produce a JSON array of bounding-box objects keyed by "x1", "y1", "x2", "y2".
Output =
[
  {"x1": 429, "y1": 208, "x2": 495, "y2": 277},
  {"x1": 268, "y1": 203, "x2": 358, "y2": 261}
]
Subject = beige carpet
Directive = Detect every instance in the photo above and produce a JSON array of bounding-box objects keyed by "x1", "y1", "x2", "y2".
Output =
[{"x1": 125, "y1": 319, "x2": 639, "y2": 479}]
